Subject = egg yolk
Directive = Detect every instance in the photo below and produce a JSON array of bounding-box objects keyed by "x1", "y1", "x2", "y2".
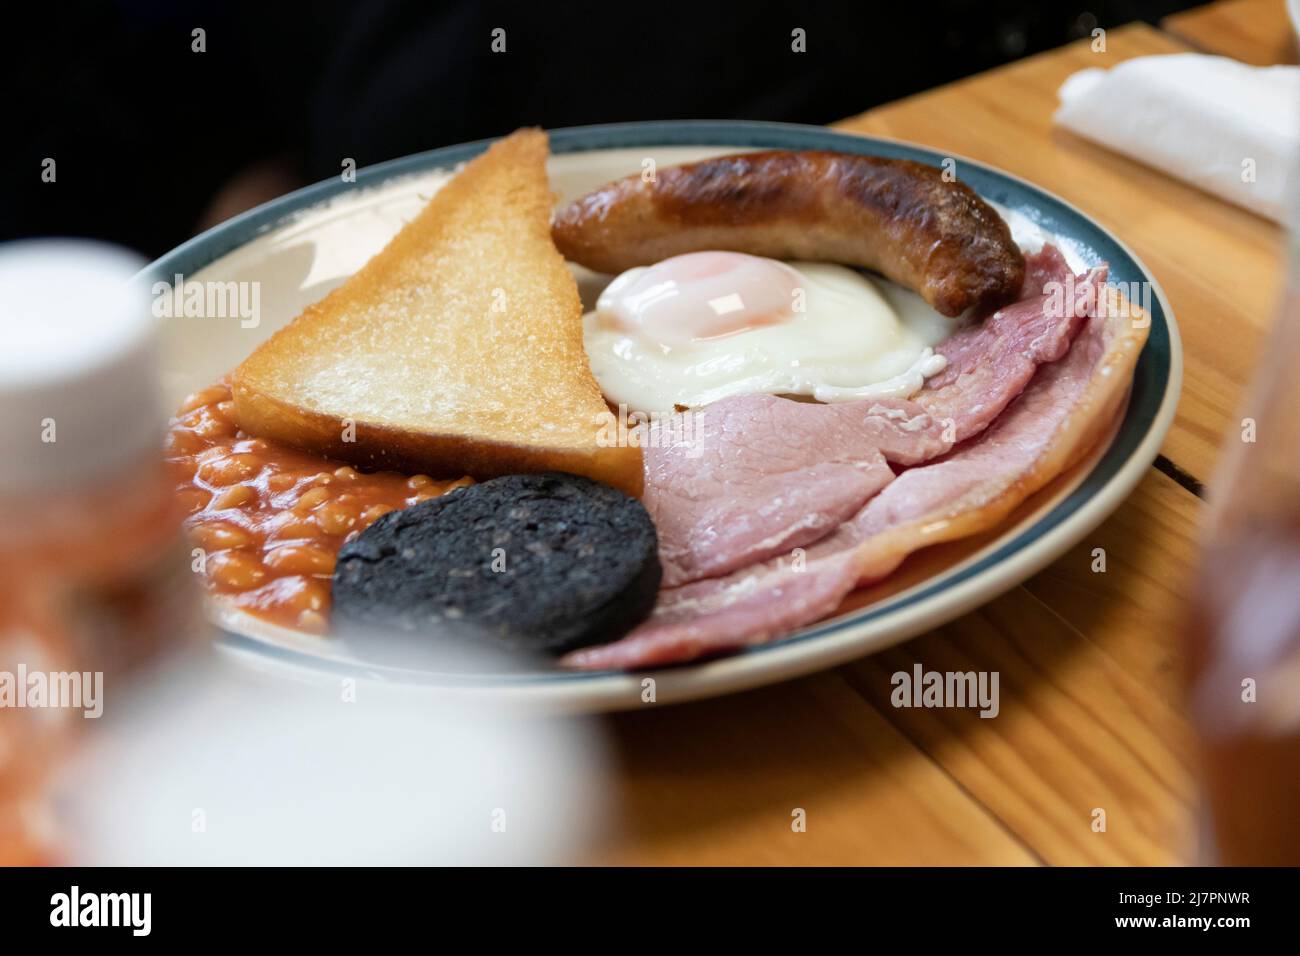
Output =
[{"x1": 596, "y1": 251, "x2": 803, "y2": 349}]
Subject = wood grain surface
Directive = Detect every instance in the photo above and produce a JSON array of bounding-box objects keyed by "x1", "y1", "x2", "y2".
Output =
[
  {"x1": 589, "y1": 14, "x2": 1288, "y2": 865},
  {"x1": 1164, "y1": 0, "x2": 1298, "y2": 65}
]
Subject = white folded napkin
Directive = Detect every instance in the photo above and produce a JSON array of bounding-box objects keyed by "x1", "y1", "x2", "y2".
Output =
[{"x1": 1055, "y1": 53, "x2": 1300, "y2": 224}]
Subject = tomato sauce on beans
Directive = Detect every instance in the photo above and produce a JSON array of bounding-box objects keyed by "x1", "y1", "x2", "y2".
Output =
[{"x1": 166, "y1": 382, "x2": 471, "y2": 632}]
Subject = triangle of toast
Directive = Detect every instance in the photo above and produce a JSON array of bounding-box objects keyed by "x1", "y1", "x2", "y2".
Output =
[{"x1": 231, "y1": 129, "x2": 642, "y2": 496}]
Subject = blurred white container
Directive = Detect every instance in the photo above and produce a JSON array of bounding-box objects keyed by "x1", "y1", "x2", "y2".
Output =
[{"x1": 0, "y1": 240, "x2": 200, "y2": 862}]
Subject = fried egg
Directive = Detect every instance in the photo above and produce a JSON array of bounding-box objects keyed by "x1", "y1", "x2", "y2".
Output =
[{"x1": 582, "y1": 251, "x2": 959, "y2": 414}]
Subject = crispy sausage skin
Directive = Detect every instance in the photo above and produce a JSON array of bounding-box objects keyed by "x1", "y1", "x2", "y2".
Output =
[{"x1": 552, "y1": 150, "x2": 1026, "y2": 318}]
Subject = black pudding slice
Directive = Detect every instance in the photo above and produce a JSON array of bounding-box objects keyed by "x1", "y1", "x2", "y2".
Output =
[{"x1": 332, "y1": 472, "x2": 661, "y2": 656}]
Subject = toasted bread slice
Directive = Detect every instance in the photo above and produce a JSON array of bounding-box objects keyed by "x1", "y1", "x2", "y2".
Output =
[{"x1": 231, "y1": 129, "x2": 642, "y2": 496}]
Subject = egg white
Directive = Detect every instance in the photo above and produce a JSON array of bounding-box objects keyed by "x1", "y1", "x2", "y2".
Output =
[{"x1": 583, "y1": 258, "x2": 961, "y2": 415}]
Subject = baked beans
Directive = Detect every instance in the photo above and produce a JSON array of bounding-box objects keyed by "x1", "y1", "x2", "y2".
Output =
[{"x1": 167, "y1": 382, "x2": 471, "y2": 632}]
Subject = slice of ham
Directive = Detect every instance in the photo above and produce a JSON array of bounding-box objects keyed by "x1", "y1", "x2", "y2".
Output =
[
  {"x1": 646, "y1": 245, "x2": 1095, "y2": 588},
  {"x1": 563, "y1": 278, "x2": 1147, "y2": 671},
  {"x1": 915, "y1": 245, "x2": 1096, "y2": 440},
  {"x1": 645, "y1": 401, "x2": 918, "y2": 588}
]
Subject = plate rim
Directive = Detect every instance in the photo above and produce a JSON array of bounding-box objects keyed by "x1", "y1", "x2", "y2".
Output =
[{"x1": 149, "y1": 120, "x2": 1183, "y2": 711}]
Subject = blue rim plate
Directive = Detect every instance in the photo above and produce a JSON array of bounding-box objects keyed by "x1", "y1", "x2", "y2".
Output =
[{"x1": 147, "y1": 121, "x2": 1182, "y2": 711}]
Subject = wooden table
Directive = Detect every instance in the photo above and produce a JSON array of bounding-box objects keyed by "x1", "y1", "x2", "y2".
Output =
[
  {"x1": 1164, "y1": 0, "x2": 1298, "y2": 65},
  {"x1": 590, "y1": 12, "x2": 1290, "y2": 865}
]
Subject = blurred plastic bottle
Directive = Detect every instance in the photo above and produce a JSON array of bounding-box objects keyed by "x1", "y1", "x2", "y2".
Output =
[
  {"x1": 0, "y1": 241, "x2": 200, "y2": 863},
  {"x1": 1188, "y1": 202, "x2": 1300, "y2": 864}
]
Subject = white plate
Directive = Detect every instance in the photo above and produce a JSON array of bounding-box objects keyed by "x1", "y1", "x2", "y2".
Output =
[{"x1": 150, "y1": 121, "x2": 1182, "y2": 711}]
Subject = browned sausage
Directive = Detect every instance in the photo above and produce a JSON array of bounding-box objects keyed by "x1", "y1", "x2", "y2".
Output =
[{"x1": 552, "y1": 150, "x2": 1025, "y2": 318}]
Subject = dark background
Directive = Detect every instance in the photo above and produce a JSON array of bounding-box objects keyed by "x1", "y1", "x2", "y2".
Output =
[{"x1": 4, "y1": 0, "x2": 1201, "y2": 259}]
